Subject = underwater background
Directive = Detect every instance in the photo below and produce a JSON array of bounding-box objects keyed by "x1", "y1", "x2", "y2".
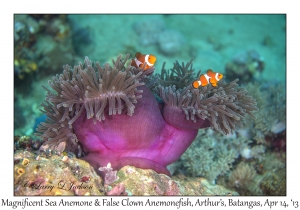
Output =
[{"x1": 14, "y1": 14, "x2": 286, "y2": 195}]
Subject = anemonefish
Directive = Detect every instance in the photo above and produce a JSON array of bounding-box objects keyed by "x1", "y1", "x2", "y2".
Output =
[
  {"x1": 131, "y1": 52, "x2": 156, "y2": 70},
  {"x1": 192, "y1": 69, "x2": 223, "y2": 88}
]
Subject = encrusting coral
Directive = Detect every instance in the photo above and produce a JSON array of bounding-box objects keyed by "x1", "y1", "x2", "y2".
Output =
[
  {"x1": 35, "y1": 53, "x2": 258, "y2": 176},
  {"x1": 177, "y1": 128, "x2": 252, "y2": 183}
]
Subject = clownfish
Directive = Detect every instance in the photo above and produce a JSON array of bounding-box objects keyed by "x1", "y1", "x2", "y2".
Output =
[
  {"x1": 131, "y1": 52, "x2": 156, "y2": 70},
  {"x1": 192, "y1": 69, "x2": 223, "y2": 88}
]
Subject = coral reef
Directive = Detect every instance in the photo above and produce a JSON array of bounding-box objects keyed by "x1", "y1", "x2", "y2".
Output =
[
  {"x1": 14, "y1": 150, "x2": 238, "y2": 196},
  {"x1": 14, "y1": 14, "x2": 74, "y2": 82},
  {"x1": 259, "y1": 165, "x2": 286, "y2": 196},
  {"x1": 227, "y1": 162, "x2": 257, "y2": 195},
  {"x1": 176, "y1": 131, "x2": 286, "y2": 196},
  {"x1": 169, "y1": 85, "x2": 286, "y2": 195},
  {"x1": 178, "y1": 129, "x2": 252, "y2": 183},
  {"x1": 110, "y1": 166, "x2": 238, "y2": 196},
  {"x1": 14, "y1": 14, "x2": 78, "y2": 138},
  {"x1": 168, "y1": 79, "x2": 286, "y2": 195},
  {"x1": 14, "y1": 15, "x2": 39, "y2": 80},
  {"x1": 35, "y1": 54, "x2": 258, "y2": 178},
  {"x1": 223, "y1": 151, "x2": 286, "y2": 196},
  {"x1": 14, "y1": 150, "x2": 104, "y2": 195},
  {"x1": 14, "y1": 135, "x2": 43, "y2": 151},
  {"x1": 236, "y1": 82, "x2": 286, "y2": 148},
  {"x1": 225, "y1": 50, "x2": 264, "y2": 84},
  {"x1": 106, "y1": 183, "x2": 128, "y2": 196}
]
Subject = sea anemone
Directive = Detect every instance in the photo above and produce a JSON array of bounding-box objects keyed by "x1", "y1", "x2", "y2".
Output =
[
  {"x1": 36, "y1": 54, "x2": 145, "y2": 154},
  {"x1": 157, "y1": 78, "x2": 258, "y2": 134},
  {"x1": 35, "y1": 54, "x2": 258, "y2": 176}
]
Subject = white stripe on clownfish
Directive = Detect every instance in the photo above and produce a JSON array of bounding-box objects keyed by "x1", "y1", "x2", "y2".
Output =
[
  {"x1": 134, "y1": 57, "x2": 143, "y2": 67},
  {"x1": 204, "y1": 74, "x2": 211, "y2": 82},
  {"x1": 215, "y1": 73, "x2": 221, "y2": 81},
  {"x1": 196, "y1": 73, "x2": 211, "y2": 86},
  {"x1": 144, "y1": 54, "x2": 154, "y2": 67}
]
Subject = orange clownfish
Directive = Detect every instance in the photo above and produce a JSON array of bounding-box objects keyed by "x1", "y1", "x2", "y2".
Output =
[
  {"x1": 192, "y1": 69, "x2": 223, "y2": 88},
  {"x1": 131, "y1": 52, "x2": 156, "y2": 70}
]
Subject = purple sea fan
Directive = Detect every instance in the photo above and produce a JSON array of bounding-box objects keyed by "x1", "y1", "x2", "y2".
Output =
[{"x1": 36, "y1": 54, "x2": 258, "y2": 176}]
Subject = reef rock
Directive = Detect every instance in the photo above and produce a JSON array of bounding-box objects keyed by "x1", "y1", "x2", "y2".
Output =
[
  {"x1": 109, "y1": 166, "x2": 239, "y2": 196},
  {"x1": 14, "y1": 150, "x2": 104, "y2": 196},
  {"x1": 14, "y1": 150, "x2": 238, "y2": 196}
]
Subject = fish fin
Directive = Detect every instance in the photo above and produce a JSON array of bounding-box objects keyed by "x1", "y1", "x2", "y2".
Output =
[
  {"x1": 207, "y1": 69, "x2": 213, "y2": 73},
  {"x1": 192, "y1": 80, "x2": 199, "y2": 89},
  {"x1": 211, "y1": 82, "x2": 217, "y2": 87},
  {"x1": 209, "y1": 78, "x2": 217, "y2": 87},
  {"x1": 130, "y1": 59, "x2": 136, "y2": 67}
]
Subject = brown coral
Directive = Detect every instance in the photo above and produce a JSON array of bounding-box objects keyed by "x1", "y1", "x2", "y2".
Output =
[{"x1": 228, "y1": 162, "x2": 256, "y2": 191}]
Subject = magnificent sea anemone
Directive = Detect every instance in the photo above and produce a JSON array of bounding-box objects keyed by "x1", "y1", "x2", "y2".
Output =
[{"x1": 35, "y1": 54, "x2": 258, "y2": 176}]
